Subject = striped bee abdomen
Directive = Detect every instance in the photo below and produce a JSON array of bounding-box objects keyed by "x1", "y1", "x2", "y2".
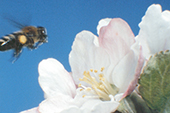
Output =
[{"x1": 0, "y1": 34, "x2": 17, "y2": 51}]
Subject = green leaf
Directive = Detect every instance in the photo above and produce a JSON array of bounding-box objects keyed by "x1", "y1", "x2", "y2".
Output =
[{"x1": 139, "y1": 50, "x2": 170, "y2": 112}]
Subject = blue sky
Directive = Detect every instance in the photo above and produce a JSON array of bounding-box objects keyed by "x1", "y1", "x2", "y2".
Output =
[{"x1": 0, "y1": 0, "x2": 170, "y2": 113}]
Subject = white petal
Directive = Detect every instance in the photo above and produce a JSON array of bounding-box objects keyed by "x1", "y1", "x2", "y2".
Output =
[
  {"x1": 20, "y1": 107, "x2": 39, "y2": 113},
  {"x1": 136, "y1": 4, "x2": 170, "y2": 58},
  {"x1": 39, "y1": 93, "x2": 74, "y2": 113},
  {"x1": 62, "y1": 98, "x2": 119, "y2": 113},
  {"x1": 114, "y1": 93, "x2": 124, "y2": 102},
  {"x1": 111, "y1": 50, "x2": 138, "y2": 93},
  {"x1": 38, "y1": 58, "x2": 76, "y2": 98},
  {"x1": 80, "y1": 99, "x2": 119, "y2": 113},
  {"x1": 69, "y1": 31, "x2": 111, "y2": 85},
  {"x1": 98, "y1": 18, "x2": 135, "y2": 64},
  {"x1": 97, "y1": 18, "x2": 112, "y2": 35},
  {"x1": 73, "y1": 87, "x2": 100, "y2": 106},
  {"x1": 60, "y1": 106, "x2": 81, "y2": 113},
  {"x1": 98, "y1": 18, "x2": 139, "y2": 86},
  {"x1": 122, "y1": 45, "x2": 145, "y2": 98}
]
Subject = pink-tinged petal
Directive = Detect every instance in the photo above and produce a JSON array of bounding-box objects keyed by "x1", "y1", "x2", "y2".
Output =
[
  {"x1": 69, "y1": 31, "x2": 111, "y2": 85},
  {"x1": 99, "y1": 18, "x2": 135, "y2": 64},
  {"x1": 97, "y1": 18, "x2": 112, "y2": 35},
  {"x1": 122, "y1": 46, "x2": 145, "y2": 98},
  {"x1": 98, "y1": 18, "x2": 143, "y2": 94},
  {"x1": 111, "y1": 50, "x2": 137, "y2": 91},
  {"x1": 70, "y1": 18, "x2": 143, "y2": 96},
  {"x1": 110, "y1": 43, "x2": 144, "y2": 95},
  {"x1": 38, "y1": 93, "x2": 75, "y2": 113},
  {"x1": 38, "y1": 58, "x2": 76, "y2": 98},
  {"x1": 136, "y1": 4, "x2": 170, "y2": 59},
  {"x1": 20, "y1": 107, "x2": 39, "y2": 113}
]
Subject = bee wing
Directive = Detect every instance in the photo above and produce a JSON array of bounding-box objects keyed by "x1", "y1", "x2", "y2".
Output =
[{"x1": 2, "y1": 12, "x2": 32, "y2": 29}]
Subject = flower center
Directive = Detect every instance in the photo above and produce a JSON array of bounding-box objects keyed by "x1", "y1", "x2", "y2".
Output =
[{"x1": 79, "y1": 67, "x2": 119, "y2": 101}]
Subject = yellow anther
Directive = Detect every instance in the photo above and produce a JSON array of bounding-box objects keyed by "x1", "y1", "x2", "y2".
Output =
[
  {"x1": 94, "y1": 70, "x2": 98, "y2": 73},
  {"x1": 79, "y1": 78, "x2": 83, "y2": 81},
  {"x1": 91, "y1": 85, "x2": 95, "y2": 89},
  {"x1": 80, "y1": 67, "x2": 118, "y2": 101},
  {"x1": 78, "y1": 83, "x2": 82, "y2": 87},
  {"x1": 83, "y1": 71, "x2": 87, "y2": 75},
  {"x1": 98, "y1": 82, "x2": 102, "y2": 85},
  {"x1": 99, "y1": 85, "x2": 105, "y2": 89},
  {"x1": 99, "y1": 77, "x2": 105, "y2": 81},
  {"x1": 101, "y1": 67, "x2": 105, "y2": 72},
  {"x1": 98, "y1": 73, "x2": 104, "y2": 77},
  {"x1": 86, "y1": 87, "x2": 92, "y2": 91},
  {"x1": 83, "y1": 76, "x2": 88, "y2": 80},
  {"x1": 101, "y1": 78, "x2": 105, "y2": 81},
  {"x1": 80, "y1": 88, "x2": 83, "y2": 91}
]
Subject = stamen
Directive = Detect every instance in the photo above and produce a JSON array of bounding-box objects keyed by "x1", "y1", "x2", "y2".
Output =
[
  {"x1": 79, "y1": 67, "x2": 119, "y2": 101},
  {"x1": 94, "y1": 70, "x2": 98, "y2": 73},
  {"x1": 79, "y1": 78, "x2": 83, "y2": 81},
  {"x1": 86, "y1": 87, "x2": 92, "y2": 91},
  {"x1": 80, "y1": 88, "x2": 83, "y2": 91},
  {"x1": 92, "y1": 85, "x2": 111, "y2": 100},
  {"x1": 101, "y1": 67, "x2": 105, "y2": 72},
  {"x1": 78, "y1": 83, "x2": 86, "y2": 89},
  {"x1": 98, "y1": 73, "x2": 104, "y2": 77},
  {"x1": 78, "y1": 83, "x2": 82, "y2": 87}
]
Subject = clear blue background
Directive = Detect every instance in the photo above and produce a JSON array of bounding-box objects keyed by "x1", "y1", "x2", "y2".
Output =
[{"x1": 0, "y1": 0, "x2": 169, "y2": 113}]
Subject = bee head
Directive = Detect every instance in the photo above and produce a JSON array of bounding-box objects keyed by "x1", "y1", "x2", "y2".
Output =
[{"x1": 37, "y1": 26, "x2": 48, "y2": 43}]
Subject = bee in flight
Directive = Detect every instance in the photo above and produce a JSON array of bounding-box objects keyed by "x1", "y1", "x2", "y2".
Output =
[{"x1": 0, "y1": 25, "x2": 48, "y2": 62}]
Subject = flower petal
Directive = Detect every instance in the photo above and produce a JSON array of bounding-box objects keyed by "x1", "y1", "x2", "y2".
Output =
[
  {"x1": 111, "y1": 50, "x2": 138, "y2": 92},
  {"x1": 97, "y1": 18, "x2": 112, "y2": 35},
  {"x1": 122, "y1": 46, "x2": 145, "y2": 98},
  {"x1": 38, "y1": 93, "x2": 75, "y2": 113},
  {"x1": 98, "y1": 18, "x2": 142, "y2": 90},
  {"x1": 38, "y1": 58, "x2": 76, "y2": 98},
  {"x1": 69, "y1": 18, "x2": 142, "y2": 95},
  {"x1": 61, "y1": 97, "x2": 119, "y2": 113},
  {"x1": 20, "y1": 107, "x2": 39, "y2": 113},
  {"x1": 69, "y1": 31, "x2": 111, "y2": 85},
  {"x1": 65, "y1": 87, "x2": 119, "y2": 113},
  {"x1": 136, "y1": 4, "x2": 170, "y2": 58},
  {"x1": 89, "y1": 100, "x2": 119, "y2": 113},
  {"x1": 98, "y1": 18, "x2": 135, "y2": 65},
  {"x1": 60, "y1": 107, "x2": 81, "y2": 113}
]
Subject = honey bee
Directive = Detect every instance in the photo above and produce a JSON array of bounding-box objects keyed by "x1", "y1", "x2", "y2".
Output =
[{"x1": 0, "y1": 26, "x2": 48, "y2": 62}]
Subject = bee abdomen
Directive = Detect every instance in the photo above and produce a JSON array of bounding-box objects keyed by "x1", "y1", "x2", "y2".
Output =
[{"x1": 0, "y1": 34, "x2": 17, "y2": 51}]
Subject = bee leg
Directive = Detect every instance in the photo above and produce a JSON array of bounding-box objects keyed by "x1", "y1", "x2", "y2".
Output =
[
  {"x1": 11, "y1": 45, "x2": 23, "y2": 63},
  {"x1": 28, "y1": 42, "x2": 43, "y2": 50},
  {"x1": 35, "y1": 42, "x2": 43, "y2": 48},
  {"x1": 11, "y1": 50, "x2": 22, "y2": 63},
  {"x1": 27, "y1": 45, "x2": 37, "y2": 50}
]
